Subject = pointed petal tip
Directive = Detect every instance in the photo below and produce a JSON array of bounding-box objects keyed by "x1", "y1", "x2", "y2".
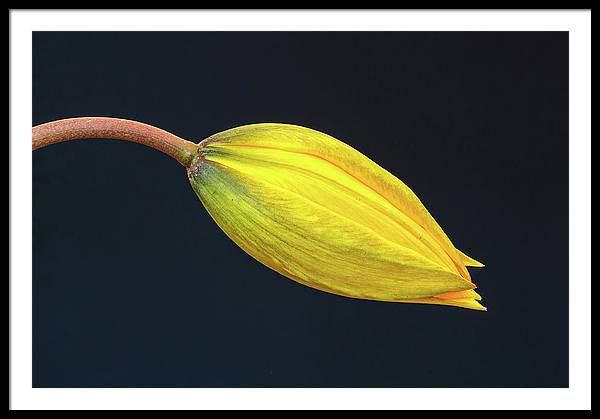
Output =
[
  {"x1": 445, "y1": 295, "x2": 486, "y2": 311},
  {"x1": 457, "y1": 249, "x2": 485, "y2": 268},
  {"x1": 464, "y1": 299, "x2": 487, "y2": 311},
  {"x1": 400, "y1": 293, "x2": 486, "y2": 311}
]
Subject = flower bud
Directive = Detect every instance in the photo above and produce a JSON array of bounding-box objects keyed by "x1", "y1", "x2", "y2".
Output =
[{"x1": 188, "y1": 124, "x2": 485, "y2": 310}]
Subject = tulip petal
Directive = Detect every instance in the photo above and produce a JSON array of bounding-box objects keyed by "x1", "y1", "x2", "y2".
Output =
[
  {"x1": 400, "y1": 296, "x2": 487, "y2": 311},
  {"x1": 190, "y1": 161, "x2": 474, "y2": 300},
  {"x1": 203, "y1": 144, "x2": 457, "y2": 272},
  {"x1": 457, "y1": 249, "x2": 486, "y2": 268},
  {"x1": 202, "y1": 124, "x2": 480, "y2": 276}
]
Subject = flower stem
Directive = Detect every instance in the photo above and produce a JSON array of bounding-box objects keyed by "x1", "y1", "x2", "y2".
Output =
[{"x1": 32, "y1": 117, "x2": 199, "y2": 168}]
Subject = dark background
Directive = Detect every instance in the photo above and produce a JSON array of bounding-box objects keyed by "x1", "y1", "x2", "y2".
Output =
[{"x1": 32, "y1": 32, "x2": 568, "y2": 387}]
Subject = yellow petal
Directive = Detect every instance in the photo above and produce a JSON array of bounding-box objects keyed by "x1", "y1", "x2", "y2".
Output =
[
  {"x1": 400, "y1": 296, "x2": 487, "y2": 311},
  {"x1": 189, "y1": 123, "x2": 484, "y2": 308},
  {"x1": 435, "y1": 289, "x2": 482, "y2": 301},
  {"x1": 456, "y1": 249, "x2": 486, "y2": 268}
]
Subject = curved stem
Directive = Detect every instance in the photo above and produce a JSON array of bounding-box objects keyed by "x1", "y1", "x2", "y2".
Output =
[{"x1": 32, "y1": 117, "x2": 199, "y2": 168}]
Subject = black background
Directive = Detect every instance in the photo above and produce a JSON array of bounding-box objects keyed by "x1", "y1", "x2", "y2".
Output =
[{"x1": 33, "y1": 32, "x2": 568, "y2": 387}]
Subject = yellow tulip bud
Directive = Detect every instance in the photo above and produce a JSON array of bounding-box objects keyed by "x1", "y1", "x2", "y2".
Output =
[{"x1": 188, "y1": 124, "x2": 485, "y2": 311}]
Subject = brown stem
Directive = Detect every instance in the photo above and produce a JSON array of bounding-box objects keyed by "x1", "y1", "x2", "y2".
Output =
[{"x1": 32, "y1": 117, "x2": 199, "y2": 168}]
